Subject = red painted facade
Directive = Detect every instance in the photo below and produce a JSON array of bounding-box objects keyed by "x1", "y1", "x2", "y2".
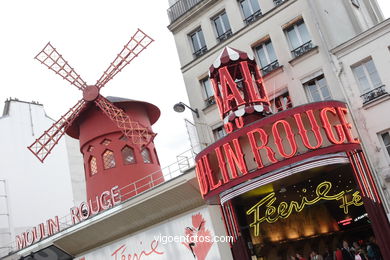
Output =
[{"x1": 66, "y1": 97, "x2": 163, "y2": 202}]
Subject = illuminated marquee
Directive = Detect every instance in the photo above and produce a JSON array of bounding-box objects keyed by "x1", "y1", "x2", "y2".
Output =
[
  {"x1": 195, "y1": 101, "x2": 360, "y2": 199},
  {"x1": 246, "y1": 181, "x2": 363, "y2": 236}
]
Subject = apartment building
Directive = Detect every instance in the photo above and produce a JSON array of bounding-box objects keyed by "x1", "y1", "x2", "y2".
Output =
[{"x1": 168, "y1": 0, "x2": 390, "y2": 258}]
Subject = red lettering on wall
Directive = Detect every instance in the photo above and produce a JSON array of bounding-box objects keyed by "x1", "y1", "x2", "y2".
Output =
[
  {"x1": 211, "y1": 78, "x2": 224, "y2": 120},
  {"x1": 336, "y1": 107, "x2": 359, "y2": 144},
  {"x1": 240, "y1": 61, "x2": 264, "y2": 103},
  {"x1": 272, "y1": 120, "x2": 297, "y2": 158},
  {"x1": 219, "y1": 66, "x2": 245, "y2": 114},
  {"x1": 195, "y1": 160, "x2": 209, "y2": 196},
  {"x1": 215, "y1": 146, "x2": 230, "y2": 184},
  {"x1": 223, "y1": 138, "x2": 248, "y2": 178},
  {"x1": 320, "y1": 107, "x2": 346, "y2": 144},
  {"x1": 247, "y1": 128, "x2": 277, "y2": 169},
  {"x1": 294, "y1": 110, "x2": 323, "y2": 149}
]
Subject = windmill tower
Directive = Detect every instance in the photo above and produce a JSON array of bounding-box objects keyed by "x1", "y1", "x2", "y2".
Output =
[{"x1": 28, "y1": 29, "x2": 163, "y2": 202}]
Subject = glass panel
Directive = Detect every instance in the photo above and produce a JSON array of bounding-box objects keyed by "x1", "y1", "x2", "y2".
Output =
[
  {"x1": 287, "y1": 27, "x2": 300, "y2": 50},
  {"x1": 141, "y1": 148, "x2": 152, "y2": 164},
  {"x1": 306, "y1": 82, "x2": 321, "y2": 101},
  {"x1": 191, "y1": 33, "x2": 201, "y2": 52},
  {"x1": 221, "y1": 12, "x2": 231, "y2": 31},
  {"x1": 240, "y1": 0, "x2": 252, "y2": 18},
  {"x1": 256, "y1": 45, "x2": 268, "y2": 67},
  {"x1": 265, "y1": 41, "x2": 277, "y2": 62},
  {"x1": 214, "y1": 16, "x2": 224, "y2": 36},
  {"x1": 382, "y1": 132, "x2": 390, "y2": 146},
  {"x1": 103, "y1": 150, "x2": 116, "y2": 169},
  {"x1": 297, "y1": 22, "x2": 310, "y2": 43},
  {"x1": 353, "y1": 65, "x2": 371, "y2": 93},
  {"x1": 197, "y1": 30, "x2": 206, "y2": 48},
  {"x1": 250, "y1": 0, "x2": 261, "y2": 12},
  {"x1": 203, "y1": 78, "x2": 214, "y2": 98},
  {"x1": 122, "y1": 146, "x2": 135, "y2": 164},
  {"x1": 365, "y1": 60, "x2": 382, "y2": 88}
]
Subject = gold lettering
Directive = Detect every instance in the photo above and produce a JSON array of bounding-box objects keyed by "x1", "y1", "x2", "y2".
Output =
[{"x1": 246, "y1": 181, "x2": 363, "y2": 236}]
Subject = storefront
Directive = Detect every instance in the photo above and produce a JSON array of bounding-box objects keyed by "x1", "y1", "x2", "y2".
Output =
[{"x1": 195, "y1": 47, "x2": 390, "y2": 259}]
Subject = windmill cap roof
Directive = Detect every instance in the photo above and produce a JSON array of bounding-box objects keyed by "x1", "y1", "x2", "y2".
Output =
[{"x1": 65, "y1": 96, "x2": 160, "y2": 139}]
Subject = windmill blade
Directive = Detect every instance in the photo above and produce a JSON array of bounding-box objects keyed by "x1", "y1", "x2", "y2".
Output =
[
  {"x1": 95, "y1": 29, "x2": 154, "y2": 89},
  {"x1": 35, "y1": 42, "x2": 88, "y2": 91},
  {"x1": 28, "y1": 99, "x2": 87, "y2": 162},
  {"x1": 94, "y1": 95, "x2": 155, "y2": 146}
]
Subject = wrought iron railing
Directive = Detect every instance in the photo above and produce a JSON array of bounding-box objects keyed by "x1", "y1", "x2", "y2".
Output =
[
  {"x1": 291, "y1": 41, "x2": 314, "y2": 58},
  {"x1": 243, "y1": 10, "x2": 262, "y2": 25},
  {"x1": 193, "y1": 46, "x2": 208, "y2": 58},
  {"x1": 168, "y1": 0, "x2": 205, "y2": 23},
  {"x1": 273, "y1": 0, "x2": 287, "y2": 6},
  {"x1": 361, "y1": 85, "x2": 388, "y2": 104},
  {"x1": 261, "y1": 60, "x2": 280, "y2": 76},
  {"x1": 204, "y1": 96, "x2": 216, "y2": 107},
  {"x1": 217, "y1": 29, "x2": 232, "y2": 42}
]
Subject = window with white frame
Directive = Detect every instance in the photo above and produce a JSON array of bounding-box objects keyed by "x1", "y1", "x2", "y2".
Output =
[
  {"x1": 272, "y1": 92, "x2": 293, "y2": 112},
  {"x1": 212, "y1": 11, "x2": 232, "y2": 42},
  {"x1": 213, "y1": 126, "x2": 227, "y2": 141},
  {"x1": 304, "y1": 74, "x2": 332, "y2": 102},
  {"x1": 189, "y1": 28, "x2": 207, "y2": 57},
  {"x1": 380, "y1": 131, "x2": 390, "y2": 159},
  {"x1": 254, "y1": 39, "x2": 279, "y2": 76},
  {"x1": 352, "y1": 59, "x2": 386, "y2": 104},
  {"x1": 201, "y1": 77, "x2": 215, "y2": 106},
  {"x1": 239, "y1": 0, "x2": 262, "y2": 24},
  {"x1": 285, "y1": 19, "x2": 313, "y2": 57}
]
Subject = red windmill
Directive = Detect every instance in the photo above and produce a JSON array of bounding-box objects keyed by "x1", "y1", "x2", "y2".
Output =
[{"x1": 28, "y1": 29, "x2": 154, "y2": 163}]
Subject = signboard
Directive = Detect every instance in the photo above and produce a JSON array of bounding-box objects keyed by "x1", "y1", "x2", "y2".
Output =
[
  {"x1": 76, "y1": 207, "x2": 222, "y2": 260},
  {"x1": 195, "y1": 101, "x2": 361, "y2": 199}
]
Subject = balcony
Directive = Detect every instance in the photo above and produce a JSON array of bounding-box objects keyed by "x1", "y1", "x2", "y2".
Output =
[
  {"x1": 217, "y1": 29, "x2": 233, "y2": 42},
  {"x1": 243, "y1": 10, "x2": 262, "y2": 25},
  {"x1": 261, "y1": 60, "x2": 281, "y2": 76},
  {"x1": 193, "y1": 46, "x2": 207, "y2": 58},
  {"x1": 361, "y1": 85, "x2": 388, "y2": 104},
  {"x1": 274, "y1": 0, "x2": 287, "y2": 6},
  {"x1": 291, "y1": 41, "x2": 314, "y2": 58},
  {"x1": 167, "y1": 0, "x2": 205, "y2": 23}
]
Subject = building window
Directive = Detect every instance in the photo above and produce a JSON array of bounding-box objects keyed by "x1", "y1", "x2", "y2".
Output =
[
  {"x1": 239, "y1": 0, "x2": 262, "y2": 24},
  {"x1": 213, "y1": 126, "x2": 227, "y2": 141},
  {"x1": 285, "y1": 20, "x2": 313, "y2": 58},
  {"x1": 254, "y1": 40, "x2": 279, "y2": 76},
  {"x1": 273, "y1": 92, "x2": 293, "y2": 112},
  {"x1": 101, "y1": 138, "x2": 111, "y2": 146},
  {"x1": 189, "y1": 28, "x2": 207, "y2": 57},
  {"x1": 352, "y1": 59, "x2": 387, "y2": 104},
  {"x1": 122, "y1": 146, "x2": 136, "y2": 165},
  {"x1": 304, "y1": 75, "x2": 331, "y2": 102},
  {"x1": 201, "y1": 77, "x2": 215, "y2": 106},
  {"x1": 380, "y1": 131, "x2": 390, "y2": 158},
  {"x1": 89, "y1": 156, "x2": 98, "y2": 176},
  {"x1": 103, "y1": 150, "x2": 116, "y2": 169},
  {"x1": 213, "y1": 11, "x2": 232, "y2": 42},
  {"x1": 141, "y1": 148, "x2": 152, "y2": 164}
]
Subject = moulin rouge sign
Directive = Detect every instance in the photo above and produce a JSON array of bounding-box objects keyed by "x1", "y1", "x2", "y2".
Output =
[
  {"x1": 195, "y1": 47, "x2": 361, "y2": 199},
  {"x1": 16, "y1": 186, "x2": 120, "y2": 250}
]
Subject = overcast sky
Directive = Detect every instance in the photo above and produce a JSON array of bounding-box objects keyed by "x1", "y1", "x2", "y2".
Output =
[{"x1": 0, "y1": 0, "x2": 389, "y2": 167}]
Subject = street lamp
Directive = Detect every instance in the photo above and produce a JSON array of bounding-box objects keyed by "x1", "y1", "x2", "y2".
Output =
[{"x1": 173, "y1": 102, "x2": 199, "y2": 118}]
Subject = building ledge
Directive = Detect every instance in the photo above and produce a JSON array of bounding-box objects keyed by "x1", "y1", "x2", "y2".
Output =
[{"x1": 288, "y1": 46, "x2": 319, "y2": 66}]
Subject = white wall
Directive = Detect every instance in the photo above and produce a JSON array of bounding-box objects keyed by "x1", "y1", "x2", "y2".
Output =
[{"x1": 0, "y1": 100, "x2": 83, "y2": 249}]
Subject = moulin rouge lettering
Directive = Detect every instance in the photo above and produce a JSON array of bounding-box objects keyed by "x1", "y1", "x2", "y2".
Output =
[
  {"x1": 111, "y1": 240, "x2": 164, "y2": 260},
  {"x1": 16, "y1": 186, "x2": 121, "y2": 250},
  {"x1": 195, "y1": 103, "x2": 360, "y2": 198},
  {"x1": 246, "y1": 181, "x2": 364, "y2": 236}
]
